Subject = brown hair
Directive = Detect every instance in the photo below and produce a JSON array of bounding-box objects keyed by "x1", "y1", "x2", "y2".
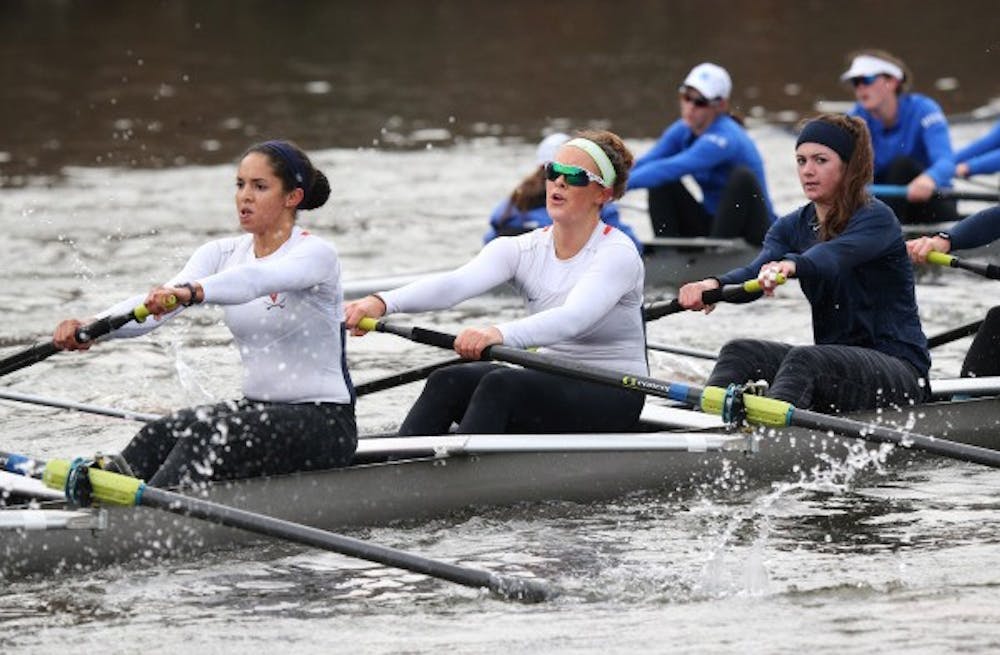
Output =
[
  {"x1": 846, "y1": 48, "x2": 912, "y2": 95},
  {"x1": 797, "y1": 113, "x2": 873, "y2": 240},
  {"x1": 502, "y1": 167, "x2": 547, "y2": 223},
  {"x1": 572, "y1": 129, "x2": 634, "y2": 200}
]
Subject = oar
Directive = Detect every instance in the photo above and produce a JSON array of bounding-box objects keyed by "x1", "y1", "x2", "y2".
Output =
[
  {"x1": 869, "y1": 184, "x2": 1000, "y2": 203},
  {"x1": 927, "y1": 319, "x2": 983, "y2": 348},
  {"x1": 355, "y1": 357, "x2": 464, "y2": 396},
  {"x1": 0, "y1": 450, "x2": 553, "y2": 603},
  {"x1": 642, "y1": 276, "x2": 784, "y2": 321},
  {"x1": 927, "y1": 250, "x2": 1000, "y2": 280},
  {"x1": 646, "y1": 342, "x2": 718, "y2": 360},
  {"x1": 358, "y1": 318, "x2": 1000, "y2": 470},
  {"x1": 0, "y1": 303, "x2": 161, "y2": 379},
  {"x1": 0, "y1": 389, "x2": 160, "y2": 422}
]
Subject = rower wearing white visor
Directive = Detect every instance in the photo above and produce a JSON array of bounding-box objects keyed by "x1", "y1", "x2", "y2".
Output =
[
  {"x1": 841, "y1": 49, "x2": 958, "y2": 224},
  {"x1": 345, "y1": 130, "x2": 648, "y2": 435}
]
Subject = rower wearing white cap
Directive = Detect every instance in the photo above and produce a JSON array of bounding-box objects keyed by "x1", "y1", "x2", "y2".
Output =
[
  {"x1": 627, "y1": 62, "x2": 776, "y2": 246},
  {"x1": 483, "y1": 132, "x2": 641, "y2": 250},
  {"x1": 841, "y1": 48, "x2": 958, "y2": 224}
]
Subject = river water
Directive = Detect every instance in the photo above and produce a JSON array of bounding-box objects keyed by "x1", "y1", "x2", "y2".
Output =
[{"x1": 2, "y1": 2, "x2": 1000, "y2": 653}]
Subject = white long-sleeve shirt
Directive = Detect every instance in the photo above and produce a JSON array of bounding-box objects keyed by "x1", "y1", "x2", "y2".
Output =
[
  {"x1": 100, "y1": 226, "x2": 352, "y2": 404},
  {"x1": 381, "y1": 223, "x2": 648, "y2": 375}
]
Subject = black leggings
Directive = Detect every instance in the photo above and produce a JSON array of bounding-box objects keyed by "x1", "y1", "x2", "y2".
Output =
[
  {"x1": 962, "y1": 306, "x2": 1000, "y2": 378},
  {"x1": 706, "y1": 339, "x2": 927, "y2": 413},
  {"x1": 878, "y1": 156, "x2": 959, "y2": 225},
  {"x1": 121, "y1": 398, "x2": 357, "y2": 488},
  {"x1": 647, "y1": 166, "x2": 771, "y2": 245},
  {"x1": 398, "y1": 362, "x2": 646, "y2": 435}
]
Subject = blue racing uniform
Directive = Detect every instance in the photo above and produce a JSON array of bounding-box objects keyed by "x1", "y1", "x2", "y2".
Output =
[
  {"x1": 850, "y1": 94, "x2": 955, "y2": 187},
  {"x1": 627, "y1": 115, "x2": 776, "y2": 221},
  {"x1": 955, "y1": 121, "x2": 1000, "y2": 176}
]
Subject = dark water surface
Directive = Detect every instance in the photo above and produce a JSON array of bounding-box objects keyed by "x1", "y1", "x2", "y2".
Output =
[{"x1": 1, "y1": 0, "x2": 998, "y2": 184}]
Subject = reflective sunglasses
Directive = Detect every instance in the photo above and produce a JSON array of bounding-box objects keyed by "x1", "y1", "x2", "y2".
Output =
[
  {"x1": 544, "y1": 161, "x2": 608, "y2": 187},
  {"x1": 850, "y1": 74, "x2": 881, "y2": 88},
  {"x1": 678, "y1": 89, "x2": 711, "y2": 108}
]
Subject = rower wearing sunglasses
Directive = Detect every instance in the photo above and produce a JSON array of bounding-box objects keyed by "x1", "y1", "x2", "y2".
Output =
[
  {"x1": 345, "y1": 130, "x2": 647, "y2": 435},
  {"x1": 626, "y1": 62, "x2": 775, "y2": 246},
  {"x1": 483, "y1": 132, "x2": 642, "y2": 251},
  {"x1": 841, "y1": 49, "x2": 958, "y2": 225}
]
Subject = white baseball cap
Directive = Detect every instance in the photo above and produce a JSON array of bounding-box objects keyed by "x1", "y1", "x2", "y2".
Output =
[
  {"x1": 840, "y1": 54, "x2": 904, "y2": 81},
  {"x1": 681, "y1": 63, "x2": 732, "y2": 100},
  {"x1": 535, "y1": 132, "x2": 571, "y2": 165}
]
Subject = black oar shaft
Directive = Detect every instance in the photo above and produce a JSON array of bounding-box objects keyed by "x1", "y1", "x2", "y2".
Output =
[
  {"x1": 788, "y1": 408, "x2": 1000, "y2": 469},
  {"x1": 138, "y1": 487, "x2": 550, "y2": 602},
  {"x1": 355, "y1": 357, "x2": 464, "y2": 396},
  {"x1": 0, "y1": 450, "x2": 553, "y2": 603},
  {"x1": 927, "y1": 320, "x2": 983, "y2": 348},
  {"x1": 363, "y1": 320, "x2": 1000, "y2": 469},
  {"x1": 0, "y1": 306, "x2": 151, "y2": 378}
]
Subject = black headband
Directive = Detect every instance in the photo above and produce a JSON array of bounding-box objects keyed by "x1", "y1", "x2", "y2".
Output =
[{"x1": 796, "y1": 120, "x2": 856, "y2": 163}]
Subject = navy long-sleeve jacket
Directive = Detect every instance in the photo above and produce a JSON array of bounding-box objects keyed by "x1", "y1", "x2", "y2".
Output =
[
  {"x1": 946, "y1": 205, "x2": 1000, "y2": 251},
  {"x1": 719, "y1": 199, "x2": 930, "y2": 376}
]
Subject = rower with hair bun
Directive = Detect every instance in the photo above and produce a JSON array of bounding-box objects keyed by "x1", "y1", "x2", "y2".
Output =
[{"x1": 52, "y1": 140, "x2": 358, "y2": 487}]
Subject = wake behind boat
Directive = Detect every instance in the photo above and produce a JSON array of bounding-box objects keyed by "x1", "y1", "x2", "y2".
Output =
[{"x1": 3, "y1": 393, "x2": 999, "y2": 582}]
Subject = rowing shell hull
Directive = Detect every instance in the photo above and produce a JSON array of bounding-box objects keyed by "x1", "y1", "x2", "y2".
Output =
[{"x1": 2, "y1": 396, "x2": 999, "y2": 581}]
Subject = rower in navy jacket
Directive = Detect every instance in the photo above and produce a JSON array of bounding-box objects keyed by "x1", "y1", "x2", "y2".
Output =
[
  {"x1": 908, "y1": 205, "x2": 1000, "y2": 378},
  {"x1": 346, "y1": 129, "x2": 647, "y2": 435},
  {"x1": 484, "y1": 132, "x2": 642, "y2": 250},
  {"x1": 627, "y1": 62, "x2": 775, "y2": 245},
  {"x1": 842, "y1": 49, "x2": 958, "y2": 224},
  {"x1": 679, "y1": 114, "x2": 930, "y2": 413}
]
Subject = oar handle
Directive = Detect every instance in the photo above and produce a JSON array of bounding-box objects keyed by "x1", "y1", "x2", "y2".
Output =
[
  {"x1": 927, "y1": 250, "x2": 1000, "y2": 280},
  {"x1": 641, "y1": 275, "x2": 786, "y2": 322},
  {"x1": 0, "y1": 298, "x2": 173, "y2": 379}
]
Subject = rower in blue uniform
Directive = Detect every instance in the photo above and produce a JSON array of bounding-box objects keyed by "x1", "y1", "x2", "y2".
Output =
[
  {"x1": 484, "y1": 132, "x2": 642, "y2": 250},
  {"x1": 908, "y1": 205, "x2": 1000, "y2": 378},
  {"x1": 626, "y1": 62, "x2": 775, "y2": 245},
  {"x1": 678, "y1": 113, "x2": 930, "y2": 413},
  {"x1": 842, "y1": 49, "x2": 958, "y2": 224}
]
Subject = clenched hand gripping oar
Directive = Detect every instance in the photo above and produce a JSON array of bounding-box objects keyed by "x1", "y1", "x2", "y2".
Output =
[
  {"x1": 641, "y1": 276, "x2": 783, "y2": 322},
  {"x1": 927, "y1": 250, "x2": 1000, "y2": 281},
  {"x1": 645, "y1": 277, "x2": 785, "y2": 356},
  {"x1": 0, "y1": 450, "x2": 554, "y2": 603},
  {"x1": 0, "y1": 302, "x2": 168, "y2": 379},
  {"x1": 357, "y1": 319, "x2": 1000, "y2": 470}
]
